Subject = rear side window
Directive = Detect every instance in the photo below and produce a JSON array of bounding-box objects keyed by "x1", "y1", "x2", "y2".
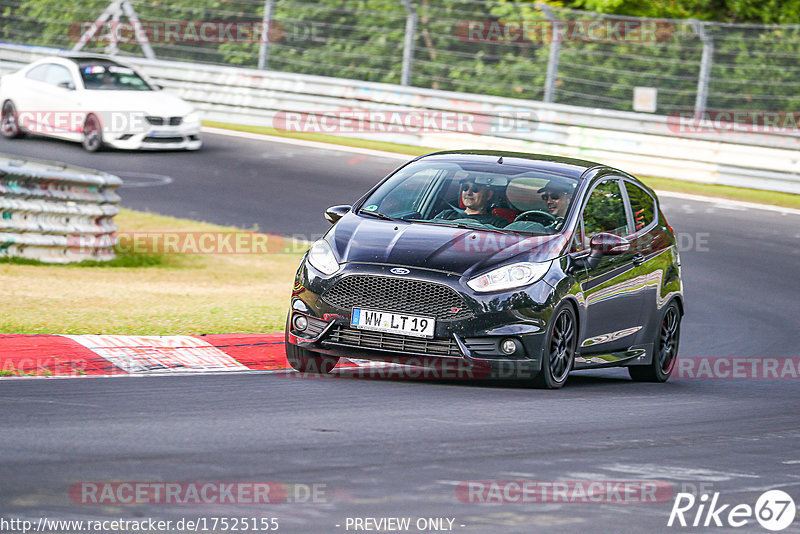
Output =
[
  {"x1": 25, "y1": 64, "x2": 49, "y2": 81},
  {"x1": 625, "y1": 182, "x2": 656, "y2": 232},
  {"x1": 44, "y1": 65, "x2": 73, "y2": 87},
  {"x1": 582, "y1": 179, "x2": 629, "y2": 247}
]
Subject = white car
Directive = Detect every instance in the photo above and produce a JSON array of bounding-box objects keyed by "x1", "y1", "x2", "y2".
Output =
[{"x1": 0, "y1": 54, "x2": 202, "y2": 152}]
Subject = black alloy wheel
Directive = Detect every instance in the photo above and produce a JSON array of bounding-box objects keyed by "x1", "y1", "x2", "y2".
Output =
[
  {"x1": 629, "y1": 301, "x2": 681, "y2": 382},
  {"x1": 533, "y1": 303, "x2": 577, "y2": 389}
]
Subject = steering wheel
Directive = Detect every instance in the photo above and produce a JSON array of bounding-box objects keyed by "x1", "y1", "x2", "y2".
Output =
[
  {"x1": 434, "y1": 199, "x2": 466, "y2": 219},
  {"x1": 514, "y1": 210, "x2": 557, "y2": 225}
]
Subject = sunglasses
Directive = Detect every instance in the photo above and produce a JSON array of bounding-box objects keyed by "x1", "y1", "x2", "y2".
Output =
[
  {"x1": 541, "y1": 193, "x2": 562, "y2": 201},
  {"x1": 461, "y1": 183, "x2": 487, "y2": 193}
]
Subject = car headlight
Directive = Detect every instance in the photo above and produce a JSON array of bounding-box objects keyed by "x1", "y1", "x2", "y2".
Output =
[
  {"x1": 184, "y1": 111, "x2": 200, "y2": 124},
  {"x1": 307, "y1": 239, "x2": 340, "y2": 275},
  {"x1": 467, "y1": 261, "x2": 552, "y2": 293}
]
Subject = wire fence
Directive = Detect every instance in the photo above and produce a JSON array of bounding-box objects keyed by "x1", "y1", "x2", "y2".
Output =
[{"x1": 2, "y1": 0, "x2": 799, "y2": 114}]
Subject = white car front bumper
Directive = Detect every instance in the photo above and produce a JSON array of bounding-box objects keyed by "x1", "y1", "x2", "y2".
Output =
[{"x1": 103, "y1": 120, "x2": 203, "y2": 150}]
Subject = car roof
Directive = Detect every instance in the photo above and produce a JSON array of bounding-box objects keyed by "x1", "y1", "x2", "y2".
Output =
[
  {"x1": 35, "y1": 54, "x2": 130, "y2": 68},
  {"x1": 417, "y1": 150, "x2": 606, "y2": 180},
  {"x1": 61, "y1": 53, "x2": 121, "y2": 62}
]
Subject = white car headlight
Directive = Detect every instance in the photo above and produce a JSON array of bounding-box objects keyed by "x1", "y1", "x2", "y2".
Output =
[
  {"x1": 183, "y1": 111, "x2": 200, "y2": 124},
  {"x1": 307, "y1": 239, "x2": 340, "y2": 275},
  {"x1": 467, "y1": 261, "x2": 552, "y2": 293}
]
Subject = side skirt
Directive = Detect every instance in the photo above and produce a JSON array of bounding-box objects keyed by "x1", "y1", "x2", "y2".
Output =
[{"x1": 573, "y1": 343, "x2": 653, "y2": 370}]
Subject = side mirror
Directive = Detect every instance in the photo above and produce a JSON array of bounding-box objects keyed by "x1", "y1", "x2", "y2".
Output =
[
  {"x1": 586, "y1": 233, "x2": 630, "y2": 269},
  {"x1": 58, "y1": 81, "x2": 75, "y2": 90},
  {"x1": 324, "y1": 205, "x2": 351, "y2": 224}
]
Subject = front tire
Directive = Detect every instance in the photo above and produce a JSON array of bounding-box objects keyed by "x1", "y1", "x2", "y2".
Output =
[
  {"x1": 286, "y1": 342, "x2": 339, "y2": 374},
  {"x1": 532, "y1": 303, "x2": 577, "y2": 389},
  {"x1": 629, "y1": 301, "x2": 681, "y2": 382},
  {"x1": 82, "y1": 114, "x2": 104, "y2": 152},
  {"x1": 284, "y1": 318, "x2": 339, "y2": 374},
  {"x1": 1, "y1": 100, "x2": 24, "y2": 139}
]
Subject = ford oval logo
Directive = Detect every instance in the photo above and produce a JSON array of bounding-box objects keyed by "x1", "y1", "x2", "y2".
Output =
[{"x1": 390, "y1": 268, "x2": 410, "y2": 275}]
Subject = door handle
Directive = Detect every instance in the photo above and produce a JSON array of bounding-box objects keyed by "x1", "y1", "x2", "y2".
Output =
[{"x1": 632, "y1": 253, "x2": 645, "y2": 266}]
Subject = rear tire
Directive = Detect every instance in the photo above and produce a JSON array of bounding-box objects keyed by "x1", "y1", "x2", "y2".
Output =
[
  {"x1": 1, "y1": 100, "x2": 24, "y2": 138},
  {"x1": 629, "y1": 301, "x2": 681, "y2": 382},
  {"x1": 82, "y1": 114, "x2": 104, "y2": 152},
  {"x1": 532, "y1": 303, "x2": 577, "y2": 389}
]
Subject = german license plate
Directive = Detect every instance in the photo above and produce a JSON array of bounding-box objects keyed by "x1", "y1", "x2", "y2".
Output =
[{"x1": 351, "y1": 308, "x2": 435, "y2": 339}]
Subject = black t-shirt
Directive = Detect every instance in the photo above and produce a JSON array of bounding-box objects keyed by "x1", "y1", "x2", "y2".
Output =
[{"x1": 434, "y1": 209, "x2": 509, "y2": 228}]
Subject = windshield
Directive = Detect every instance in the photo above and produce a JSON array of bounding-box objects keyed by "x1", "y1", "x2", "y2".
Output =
[
  {"x1": 359, "y1": 159, "x2": 580, "y2": 235},
  {"x1": 79, "y1": 63, "x2": 152, "y2": 91}
]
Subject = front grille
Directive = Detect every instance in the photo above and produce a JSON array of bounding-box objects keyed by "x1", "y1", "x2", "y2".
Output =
[
  {"x1": 321, "y1": 275, "x2": 473, "y2": 321},
  {"x1": 325, "y1": 325, "x2": 462, "y2": 357},
  {"x1": 145, "y1": 116, "x2": 182, "y2": 126},
  {"x1": 143, "y1": 136, "x2": 185, "y2": 144}
]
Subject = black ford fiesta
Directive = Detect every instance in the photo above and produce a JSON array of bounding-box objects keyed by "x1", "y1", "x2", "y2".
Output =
[{"x1": 285, "y1": 151, "x2": 683, "y2": 388}]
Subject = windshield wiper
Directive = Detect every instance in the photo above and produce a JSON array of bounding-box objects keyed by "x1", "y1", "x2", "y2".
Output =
[
  {"x1": 415, "y1": 219, "x2": 509, "y2": 234},
  {"x1": 358, "y1": 210, "x2": 403, "y2": 222}
]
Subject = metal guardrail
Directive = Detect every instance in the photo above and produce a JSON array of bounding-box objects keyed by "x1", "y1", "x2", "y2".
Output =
[
  {"x1": 1, "y1": 43, "x2": 799, "y2": 194},
  {"x1": 0, "y1": 153, "x2": 121, "y2": 263}
]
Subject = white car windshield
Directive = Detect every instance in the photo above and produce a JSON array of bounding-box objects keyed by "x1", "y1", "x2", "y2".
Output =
[
  {"x1": 79, "y1": 63, "x2": 152, "y2": 91},
  {"x1": 360, "y1": 160, "x2": 580, "y2": 235}
]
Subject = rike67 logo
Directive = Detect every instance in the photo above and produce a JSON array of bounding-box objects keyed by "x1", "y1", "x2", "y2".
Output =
[{"x1": 668, "y1": 490, "x2": 796, "y2": 531}]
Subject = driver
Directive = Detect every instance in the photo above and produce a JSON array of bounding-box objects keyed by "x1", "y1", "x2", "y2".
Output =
[
  {"x1": 538, "y1": 181, "x2": 573, "y2": 219},
  {"x1": 96, "y1": 70, "x2": 116, "y2": 89},
  {"x1": 435, "y1": 178, "x2": 509, "y2": 228}
]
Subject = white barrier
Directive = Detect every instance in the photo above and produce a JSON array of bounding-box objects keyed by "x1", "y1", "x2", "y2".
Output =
[
  {"x1": 1, "y1": 43, "x2": 799, "y2": 194},
  {"x1": 0, "y1": 153, "x2": 121, "y2": 263}
]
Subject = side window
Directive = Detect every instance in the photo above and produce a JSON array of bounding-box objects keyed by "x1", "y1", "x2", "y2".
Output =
[
  {"x1": 582, "y1": 179, "x2": 629, "y2": 247},
  {"x1": 624, "y1": 182, "x2": 656, "y2": 232},
  {"x1": 25, "y1": 64, "x2": 49, "y2": 82},
  {"x1": 44, "y1": 65, "x2": 74, "y2": 87}
]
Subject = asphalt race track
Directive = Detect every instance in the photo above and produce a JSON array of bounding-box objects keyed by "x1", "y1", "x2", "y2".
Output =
[{"x1": 1, "y1": 132, "x2": 799, "y2": 533}]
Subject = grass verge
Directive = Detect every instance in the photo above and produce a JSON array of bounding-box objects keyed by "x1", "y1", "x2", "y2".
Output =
[
  {"x1": 0, "y1": 209, "x2": 304, "y2": 335},
  {"x1": 205, "y1": 121, "x2": 800, "y2": 210}
]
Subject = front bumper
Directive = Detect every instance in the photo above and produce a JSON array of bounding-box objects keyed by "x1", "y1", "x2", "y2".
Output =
[
  {"x1": 103, "y1": 121, "x2": 202, "y2": 150},
  {"x1": 287, "y1": 261, "x2": 557, "y2": 376}
]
